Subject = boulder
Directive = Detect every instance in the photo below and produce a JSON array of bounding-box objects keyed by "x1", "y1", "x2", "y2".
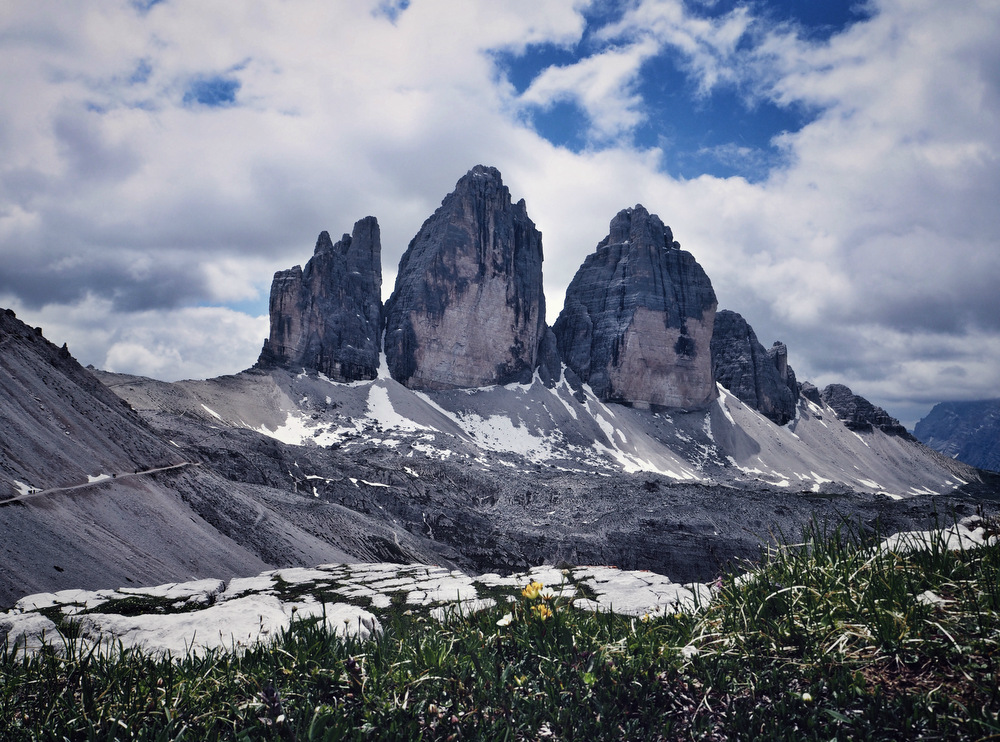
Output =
[
  {"x1": 711, "y1": 310, "x2": 798, "y2": 425},
  {"x1": 258, "y1": 217, "x2": 382, "y2": 381},
  {"x1": 553, "y1": 205, "x2": 717, "y2": 409},
  {"x1": 384, "y1": 165, "x2": 547, "y2": 389}
]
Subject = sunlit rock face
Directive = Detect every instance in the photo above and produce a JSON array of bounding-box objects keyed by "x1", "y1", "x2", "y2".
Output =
[
  {"x1": 258, "y1": 217, "x2": 383, "y2": 381},
  {"x1": 711, "y1": 310, "x2": 799, "y2": 425},
  {"x1": 384, "y1": 165, "x2": 547, "y2": 390},
  {"x1": 553, "y1": 205, "x2": 718, "y2": 410}
]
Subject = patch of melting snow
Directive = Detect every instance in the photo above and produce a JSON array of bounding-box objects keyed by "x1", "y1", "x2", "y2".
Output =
[
  {"x1": 348, "y1": 478, "x2": 390, "y2": 489},
  {"x1": 456, "y1": 412, "x2": 559, "y2": 461},
  {"x1": 366, "y1": 384, "x2": 432, "y2": 433},
  {"x1": 715, "y1": 386, "x2": 737, "y2": 426},
  {"x1": 549, "y1": 384, "x2": 579, "y2": 420},
  {"x1": 856, "y1": 478, "x2": 883, "y2": 490},
  {"x1": 200, "y1": 404, "x2": 223, "y2": 421},
  {"x1": 12, "y1": 480, "x2": 34, "y2": 496},
  {"x1": 590, "y1": 441, "x2": 697, "y2": 480},
  {"x1": 850, "y1": 431, "x2": 871, "y2": 447},
  {"x1": 810, "y1": 471, "x2": 833, "y2": 485},
  {"x1": 87, "y1": 473, "x2": 112, "y2": 484}
]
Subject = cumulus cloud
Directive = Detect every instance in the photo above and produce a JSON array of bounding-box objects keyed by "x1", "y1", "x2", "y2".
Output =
[
  {"x1": 0, "y1": 0, "x2": 998, "y2": 429},
  {"x1": 519, "y1": 39, "x2": 660, "y2": 143}
]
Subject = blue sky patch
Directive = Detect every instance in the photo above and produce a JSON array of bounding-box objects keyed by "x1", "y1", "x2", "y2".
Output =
[
  {"x1": 129, "y1": 59, "x2": 153, "y2": 85},
  {"x1": 183, "y1": 76, "x2": 241, "y2": 107},
  {"x1": 497, "y1": 1, "x2": 859, "y2": 181},
  {"x1": 373, "y1": 0, "x2": 410, "y2": 23},
  {"x1": 131, "y1": 0, "x2": 166, "y2": 13}
]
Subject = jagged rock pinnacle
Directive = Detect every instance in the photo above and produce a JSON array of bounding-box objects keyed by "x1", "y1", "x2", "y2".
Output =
[
  {"x1": 258, "y1": 217, "x2": 383, "y2": 381},
  {"x1": 383, "y1": 165, "x2": 548, "y2": 389}
]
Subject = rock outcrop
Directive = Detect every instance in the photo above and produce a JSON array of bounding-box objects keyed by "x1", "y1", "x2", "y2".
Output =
[
  {"x1": 711, "y1": 310, "x2": 798, "y2": 425},
  {"x1": 383, "y1": 165, "x2": 547, "y2": 389},
  {"x1": 821, "y1": 383, "x2": 913, "y2": 438},
  {"x1": 915, "y1": 399, "x2": 1000, "y2": 472},
  {"x1": 258, "y1": 218, "x2": 382, "y2": 381},
  {"x1": 553, "y1": 205, "x2": 717, "y2": 409}
]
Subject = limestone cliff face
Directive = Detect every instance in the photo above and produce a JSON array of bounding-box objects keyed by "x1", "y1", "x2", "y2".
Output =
[
  {"x1": 258, "y1": 217, "x2": 382, "y2": 381},
  {"x1": 711, "y1": 310, "x2": 799, "y2": 425},
  {"x1": 383, "y1": 165, "x2": 547, "y2": 389},
  {"x1": 553, "y1": 205, "x2": 718, "y2": 409}
]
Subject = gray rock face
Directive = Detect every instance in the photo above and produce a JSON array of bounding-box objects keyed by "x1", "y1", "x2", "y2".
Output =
[
  {"x1": 258, "y1": 218, "x2": 382, "y2": 381},
  {"x1": 821, "y1": 383, "x2": 912, "y2": 438},
  {"x1": 799, "y1": 381, "x2": 822, "y2": 406},
  {"x1": 384, "y1": 165, "x2": 547, "y2": 389},
  {"x1": 553, "y1": 205, "x2": 717, "y2": 409},
  {"x1": 914, "y1": 399, "x2": 1000, "y2": 472},
  {"x1": 711, "y1": 310, "x2": 799, "y2": 425}
]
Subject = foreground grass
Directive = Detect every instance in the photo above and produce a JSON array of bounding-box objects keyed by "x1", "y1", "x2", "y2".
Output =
[{"x1": 3, "y1": 521, "x2": 999, "y2": 740}]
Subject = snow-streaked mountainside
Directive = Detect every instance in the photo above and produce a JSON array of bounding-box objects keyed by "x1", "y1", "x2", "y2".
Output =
[
  {"x1": 100, "y1": 362, "x2": 973, "y2": 500},
  {"x1": 1, "y1": 308, "x2": 995, "y2": 610}
]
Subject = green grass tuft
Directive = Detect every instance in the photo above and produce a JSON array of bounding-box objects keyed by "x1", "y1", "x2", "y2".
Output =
[{"x1": 3, "y1": 521, "x2": 999, "y2": 740}]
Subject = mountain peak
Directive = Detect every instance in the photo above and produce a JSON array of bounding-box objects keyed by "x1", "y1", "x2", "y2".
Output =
[
  {"x1": 383, "y1": 166, "x2": 547, "y2": 390},
  {"x1": 554, "y1": 206, "x2": 717, "y2": 409},
  {"x1": 258, "y1": 217, "x2": 383, "y2": 381}
]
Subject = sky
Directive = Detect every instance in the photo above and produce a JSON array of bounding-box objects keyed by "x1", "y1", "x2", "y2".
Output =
[{"x1": 1, "y1": 0, "x2": 998, "y2": 429}]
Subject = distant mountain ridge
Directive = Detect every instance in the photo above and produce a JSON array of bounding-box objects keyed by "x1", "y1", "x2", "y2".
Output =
[{"x1": 915, "y1": 399, "x2": 1000, "y2": 472}]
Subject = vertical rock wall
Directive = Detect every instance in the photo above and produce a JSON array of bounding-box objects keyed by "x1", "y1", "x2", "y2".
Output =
[
  {"x1": 711, "y1": 309, "x2": 799, "y2": 425},
  {"x1": 383, "y1": 166, "x2": 547, "y2": 389},
  {"x1": 258, "y1": 217, "x2": 383, "y2": 381},
  {"x1": 553, "y1": 205, "x2": 718, "y2": 409}
]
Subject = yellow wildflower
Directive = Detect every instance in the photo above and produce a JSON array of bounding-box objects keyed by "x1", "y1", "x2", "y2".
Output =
[
  {"x1": 522, "y1": 581, "x2": 544, "y2": 600},
  {"x1": 531, "y1": 603, "x2": 554, "y2": 621}
]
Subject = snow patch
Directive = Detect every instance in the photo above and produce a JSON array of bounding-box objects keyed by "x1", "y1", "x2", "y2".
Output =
[
  {"x1": 200, "y1": 404, "x2": 223, "y2": 421},
  {"x1": 367, "y1": 384, "x2": 432, "y2": 432},
  {"x1": 715, "y1": 385, "x2": 737, "y2": 425}
]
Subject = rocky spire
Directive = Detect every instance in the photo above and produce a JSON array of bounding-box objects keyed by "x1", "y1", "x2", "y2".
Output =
[
  {"x1": 383, "y1": 165, "x2": 548, "y2": 389},
  {"x1": 553, "y1": 205, "x2": 718, "y2": 409},
  {"x1": 711, "y1": 310, "x2": 799, "y2": 425},
  {"x1": 257, "y1": 217, "x2": 382, "y2": 381}
]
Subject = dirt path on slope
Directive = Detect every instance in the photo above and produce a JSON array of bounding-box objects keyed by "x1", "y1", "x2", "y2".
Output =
[{"x1": 0, "y1": 462, "x2": 197, "y2": 506}]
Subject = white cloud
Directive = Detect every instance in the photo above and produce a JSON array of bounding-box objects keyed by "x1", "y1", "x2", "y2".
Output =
[
  {"x1": 1, "y1": 0, "x2": 998, "y2": 426},
  {"x1": 519, "y1": 39, "x2": 660, "y2": 142},
  {"x1": 596, "y1": 0, "x2": 751, "y2": 95},
  {"x1": 1, "y1": 293, "x2": 268, "y2": 381}
]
